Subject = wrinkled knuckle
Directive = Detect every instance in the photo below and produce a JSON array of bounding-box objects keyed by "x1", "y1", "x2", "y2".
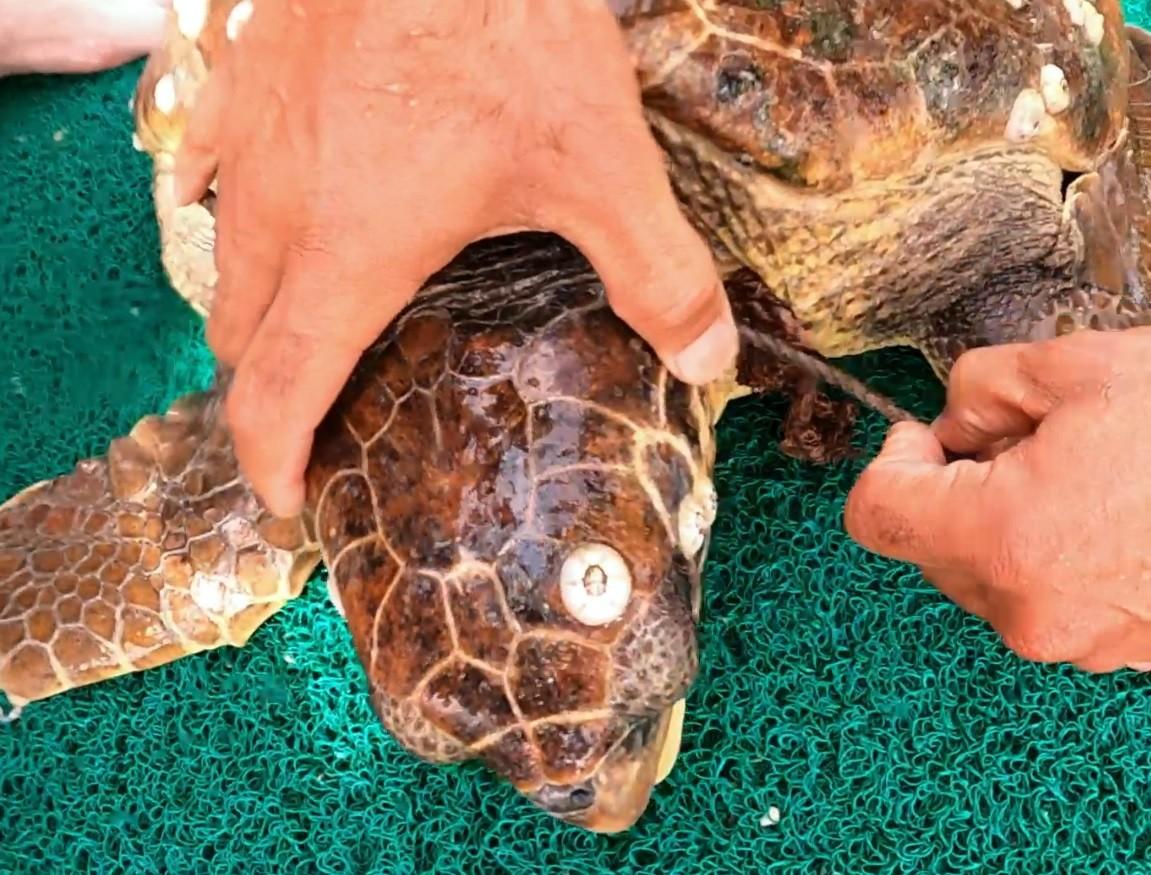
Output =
[
  {"x1": 984, "y1": 513, "x2": 1040, "y2": 594},
  {"x1": 222, "y1": 382, "x2": 257, "y2": 442},
  {"x1": 1000, "y1": 622, "x2": 1065, "y2": 664},
  {"x1": 948, "y1": 403, "x2": 996, "y2": 444},
  {"x1": 612, "y1": 261, "x2": 725, "y2": 338},
  {"x1": 233, "y1": 334, "x2": 316, "y2": 421},
  {"x1": 287, "y1": 226, "x2": 336, "y2": 261},
  {"x1": 1012, "y1": 341, "x2": 1056, "y2": 385},
  {"x1": 664, "y1": 276, "x2": 726, "y2": 331}
]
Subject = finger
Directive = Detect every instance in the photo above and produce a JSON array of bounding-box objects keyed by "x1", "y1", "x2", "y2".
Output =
[
  {"x1": 544, "y1": 123, "x2": 737, "y2": 385},
  {"x1": 560, "y1": 202, "x2": 737, "y2": 386},
  {"x1": 203, "y1": 154, "x2": 286, "y2": 366},
  {"x1": 1, "y1": 0, "x2": 168, "y2": 75},
  {"x1": 932, "y1": 331, "x2": 1121, "y2": 454},
  {"x1": 173, "y1": 63, "x2": 228, "y2": 207},
  {"x1": 225, "y1": 240, "x2": 422, "y2": 517},
  {"x1": 844, "y1": 420, "x2": 996, "y2": 569}
]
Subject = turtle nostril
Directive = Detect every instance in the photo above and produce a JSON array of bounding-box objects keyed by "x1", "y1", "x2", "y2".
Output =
[
  {"x1": 568, "y1": 786, "x2": 595, "y2": 810},
  {"x1": 533, "y1": 782, "x2": 596, "y2": 815}
]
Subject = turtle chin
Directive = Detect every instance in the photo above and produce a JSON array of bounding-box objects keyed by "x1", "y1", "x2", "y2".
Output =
[{"x1": 527, "y1": 706, "x2": 682, "y2": 834}]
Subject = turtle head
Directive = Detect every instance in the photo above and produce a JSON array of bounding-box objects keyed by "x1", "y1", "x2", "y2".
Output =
[
  {"x1": 474, "y1": 280, "x2": 731, "y2": 832},
  {"x1": 310, "y1": 234, "x2": 733, "y2": 833}
]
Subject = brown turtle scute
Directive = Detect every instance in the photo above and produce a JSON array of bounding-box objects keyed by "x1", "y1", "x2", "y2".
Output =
[
  {"x1": 6, "y1": 0, "x2": 1151, "y2": 837},
  {"x1": 306, "y1": 246, "x2": 708, "y2": 802}
]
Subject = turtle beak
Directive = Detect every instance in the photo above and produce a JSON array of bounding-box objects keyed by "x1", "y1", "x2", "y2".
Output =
[{"x1": 531, "y1": 702, "x2": 687, "y2": 834}]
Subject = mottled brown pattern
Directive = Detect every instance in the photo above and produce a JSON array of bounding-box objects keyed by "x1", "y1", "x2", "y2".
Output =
[
  {"x1": 533, "y1": 719, "x2": 623, "y2": 785},
  {"x1": 0, "y1": 385, "x2": 320, "y2": 705},
  {"x1": 477, "y1": 728, "x2": 542, "y2": 787},
  {"x1": 530, "y1": 401, "x2": 637, "y2": 473},
  {"x1": 619, "y1": 0, "x2": 1126, "y2": 188},
  {"x1": 446, "y1": 575, "x2": 516, "y2": 668},
  {"x1": 372, "y1": 572, "x2": 455, "y2": 699},
  {"x1": 421, "y1": 660, "x2": 517, "y2": 744},
  {"x1": 329, "y1": 537, "x2": 399, "y2": 656},
  {"x1": 509, "y1": 637, "x2": 610, "y2": 719},
  {"x1": 610, "y1": 578, "x2": 699, "y2": 713}
]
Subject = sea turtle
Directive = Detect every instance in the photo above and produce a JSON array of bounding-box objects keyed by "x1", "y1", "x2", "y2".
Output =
[{"x1": 4, "y1": 0, "x2": 1151, "y2": 834}]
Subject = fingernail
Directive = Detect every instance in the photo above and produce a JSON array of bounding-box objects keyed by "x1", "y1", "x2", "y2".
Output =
[{"x1": 671, "y1": 318, "x2": 739, "y2": 384}]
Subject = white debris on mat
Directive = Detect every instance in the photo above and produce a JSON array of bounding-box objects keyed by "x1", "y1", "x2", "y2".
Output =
[{"x1": 759, "y1": 806, "x2": 782, "y2": 827}]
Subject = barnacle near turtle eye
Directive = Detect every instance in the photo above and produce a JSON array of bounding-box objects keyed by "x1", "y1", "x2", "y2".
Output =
[
  {"x1": 676, "y1": 483, "x2": 718, "y2": 558},
  {"x1": 173, "y1": 0, "x2": 209, "y2": 40},
  {"x1": 559, "y1": 543, "x2": 632, "y2": 626},
  {"x1": 227, "y1": 0, "x2": 255, "y2": 41}
]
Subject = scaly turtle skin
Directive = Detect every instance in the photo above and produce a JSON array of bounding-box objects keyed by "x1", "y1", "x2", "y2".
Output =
[
  {"x1": 622, "y1": 0, "x2": 1151, "y2": 371},
  {"x1": 5, "y1": 0, "x2": 1151, "y2": 834}
]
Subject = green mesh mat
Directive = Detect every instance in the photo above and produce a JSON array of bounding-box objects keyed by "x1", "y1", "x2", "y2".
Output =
[{"x1": 5, "y1": 8, "x2": 1151, "y2": 872}]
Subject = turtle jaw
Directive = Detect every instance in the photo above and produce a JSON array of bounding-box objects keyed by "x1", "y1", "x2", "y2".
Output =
[{"x1": 529, "y1": 706, "x2": 679, "y2": 834}]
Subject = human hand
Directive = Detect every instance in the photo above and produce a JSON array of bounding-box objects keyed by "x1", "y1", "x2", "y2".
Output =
[
  {"x1": 844, "y1": 328, "x2": 1151, "y2": 673},
  {"x1": 173, "y1": 0, "x2": 737, "y2": 517},
  {"x1": 0, "y1": 0, "x2": 166, "y2": 76}
]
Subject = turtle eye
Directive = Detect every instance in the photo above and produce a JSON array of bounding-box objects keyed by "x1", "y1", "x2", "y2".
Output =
[
  {"x1": 676, "y1": 483, "x2": 718, "y2": 558},
  {"x1": 559, "y1": 543, "x2": 632, "y2": 626}
]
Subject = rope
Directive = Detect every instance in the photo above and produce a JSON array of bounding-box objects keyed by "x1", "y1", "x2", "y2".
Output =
[{"x1": 736, "y1": 325, "x2": 922, "y2": 424}]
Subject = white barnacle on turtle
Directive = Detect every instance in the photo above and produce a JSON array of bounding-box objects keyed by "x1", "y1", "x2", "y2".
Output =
[
  {"x1": 173, "y1": 0, "x2": 209, "y2": 40},
  {"x1": 189, "y1": 571, "x2": 254, "y2": 617},
  {"x1": 1040, "y1": 64, "x2": 1071, "y2": 115},
  {"x1": 676, "y1": 480, "x2": 719, "y2": 559},
  {"x1": 1005, "y1": 88, "x2": 1049, "y2": 142},
  {"x1": 1082, "y1": 3, "x2": 1106, "y2": 45},
  {"x1": 226, "y1": 0, "x2": 254, "y2": 42},
  {"x1": 152, "y1": 72, "x2": 178, "y2": 117},
  {"x1": 559, "y1": 543, "x2": 633, "y2": 627}
]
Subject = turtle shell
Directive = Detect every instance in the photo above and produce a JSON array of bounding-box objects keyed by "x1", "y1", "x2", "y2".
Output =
[{"x1": 615, "y1": 0, "x2": 1129, "y2": 189}]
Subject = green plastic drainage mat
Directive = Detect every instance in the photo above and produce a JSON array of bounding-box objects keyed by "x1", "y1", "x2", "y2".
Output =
[{"x1": 3, "y1": 5, "x2": 1151, "y2": 873}]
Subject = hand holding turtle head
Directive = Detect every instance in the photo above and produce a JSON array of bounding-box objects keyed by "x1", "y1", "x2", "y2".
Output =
[{"x1": 170, "y1": 0, "x2": 739, "y2": 518}]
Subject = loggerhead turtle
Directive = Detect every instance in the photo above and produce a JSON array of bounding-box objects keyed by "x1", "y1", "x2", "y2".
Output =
[{"x1": 4, "y1": 0, "x2": 1151, "y2": 834}]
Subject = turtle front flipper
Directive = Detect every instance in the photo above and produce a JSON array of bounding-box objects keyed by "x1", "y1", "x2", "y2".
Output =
[{"x1": 0, "y1": 379, "x2": 320, "y2": 713}]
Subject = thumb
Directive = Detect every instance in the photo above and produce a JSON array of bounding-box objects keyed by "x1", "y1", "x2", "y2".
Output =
[
  {"x1": 844, "y1": 421, "x2": 994, "y2": 568},
  {"x1": 545, "y1": 114, "x2": 738, "y2": 386},
  {"x1": 563, "y1": 201, "x2": 738, "y2": 385}
]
